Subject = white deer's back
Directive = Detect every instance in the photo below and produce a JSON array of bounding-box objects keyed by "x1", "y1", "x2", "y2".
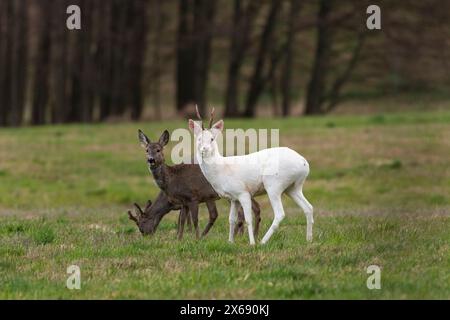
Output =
[{"x1": 199, "y1": 147, "x2": 309, "y2": 199}]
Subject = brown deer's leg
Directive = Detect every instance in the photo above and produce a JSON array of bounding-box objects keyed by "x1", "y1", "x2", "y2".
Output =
[
  {"x1": 177, "y1": 210, "x2": 182, "y2": 237},
  {"x1": 202, "y1": 201, "x2": 218, "y2": 238},
  {"x1": 251, "y1": 198, "x2": 262, "y2": 239},
  {"x1": 186, "y1": 209, "x2": 192, "y2": 232},
  {"x1": 178, "y1": 206, "x2": 189, "y2": 240},
  {"x1": 234, "y1": 205, "x2": 245, "y2": 236},
  {"x1": 235, "y1": 200, "x2": 261, "y2": 238},
  {"x1": 188, "y1": 202, "x2": 200, "y2": 239}
]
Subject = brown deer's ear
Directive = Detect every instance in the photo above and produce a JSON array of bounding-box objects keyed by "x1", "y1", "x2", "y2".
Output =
[
  {"x1": 138, "y1": 129, "x2": 150, "y2": 149},
  {"x1": 159, "y1": 130, "x2": 170, "y2": 147}
]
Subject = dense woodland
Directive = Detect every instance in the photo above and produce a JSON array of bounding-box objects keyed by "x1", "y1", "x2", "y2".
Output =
[{"x1": 0, "y1": 0, "x2": 449, "y2": 126}]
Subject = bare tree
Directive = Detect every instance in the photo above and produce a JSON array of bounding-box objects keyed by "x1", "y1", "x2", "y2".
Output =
[
  {"x1": 0, "y1": 0, "x2": 13, "y2": 126},
  {"x1": 324, "y1": 32, "x2": 366, "y2": 112},
  {"x1": 31, "y1": 0, "x2": 51, "y2": 125},
  {"x1": 305, "y1": 0, "x2": 366, "y2": 115},
  {"x1": 176, "y1": 0, "x2": 194, "y2": 112},
  {"x1": 281, "y1": 0, "x2": 302, "y2": 117},
  {"x1": 66, "y1": 0, "x2": 83, "y2": 123},
  {"x1": 193, "y1": 0, "x2": 216, "y2": 113},
  {"x1": 109, "y1": 0, "x2": 129, "y2": 118},
  {"x1": 176, "y1": 0, "x2": 216, "y2": 114},
  {"x1": 98, "y1": 1, "x2": 113, "y2": 121},
  {"x1": 50, "y1": 0, "x2": 69, "y2": 123},
  {"x1": 224, "y1": 0, "x2": 260, "y2": 117},
  {"x1": 151, "y1": 0, "x2": 165, "y2": 120},
  {"x1": 304, "y1": 0, "x2": 334, "y2": 115},
  {"x1": 243, "y1": 0, "x2": 282, "y2": 117},
  {"x1": 129, "y1": 0, "x2": 149, "y2": 121},
  {"x1": 9, "y1": 0, "x2": 28, "y2": 126},
  {"x1": 0, "y1": 0, "x2": 447, "y2": 126},
  {"x1": 79, "y1": 0, "x2": 96, "y2": 123}
]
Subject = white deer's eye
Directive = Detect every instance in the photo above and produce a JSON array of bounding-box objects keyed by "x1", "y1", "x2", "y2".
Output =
[{"x1": 210, "y1": 138, "x2": 214, "y2": 142}]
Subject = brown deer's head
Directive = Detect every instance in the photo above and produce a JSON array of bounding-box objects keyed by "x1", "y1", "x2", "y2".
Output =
[
  {"x1": 127, "y1": 201, "x2": 155, "y2": 235},
  {"x1": 127, "y1": 192, "x2": 177, "y2": 235},
  {"x1": 138, "y1": 129, "x2": 170, "y2": 169},
  {"x1": 127, "y1": 200, "x2": 168, "y2": 235}
]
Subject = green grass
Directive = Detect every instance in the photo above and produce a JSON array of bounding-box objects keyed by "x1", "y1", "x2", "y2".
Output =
[{"x1": 0, "y1": 109, "x2": 449, "y2": 299}]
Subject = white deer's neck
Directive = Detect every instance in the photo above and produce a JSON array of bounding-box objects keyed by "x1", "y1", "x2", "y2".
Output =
[
  {"x1": 211, "y1": 142, "x2": 223, "y2": 160},
  {"x1": 198, "y1": 142, "x2": 224, "y2": 177}
]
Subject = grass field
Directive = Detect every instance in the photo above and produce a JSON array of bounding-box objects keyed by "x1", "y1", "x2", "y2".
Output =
[{"x1": 0, "y1": 108, "x2": 449, "y2": 299}]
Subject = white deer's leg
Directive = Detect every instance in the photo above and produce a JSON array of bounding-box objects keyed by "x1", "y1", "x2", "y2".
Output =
[
  {"x1": 238, "y1": 193, "x2": 255, "y2": 245},
  {"x1": 228, "y1": 200, "x2": 238, "y2": 243},
  {"x1": 261, "y1": 191, "x2": 285, "y2": 244},
  {"x1": 288, "y1": 186, "x2": 314, "y2": 242}
]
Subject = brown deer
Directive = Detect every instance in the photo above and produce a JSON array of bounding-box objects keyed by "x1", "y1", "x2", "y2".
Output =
[
  {"x1": 133, "y1": 129, "x2": 261, "y2": 239},
  {"x1": 127, "y1": 193, "x2": 185, "y2": 237}
]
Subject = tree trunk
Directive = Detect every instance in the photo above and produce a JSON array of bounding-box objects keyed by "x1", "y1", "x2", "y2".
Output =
[
  {"x1": 176, "y1": 0, "x2": 215, "y2": 113},
  {"x1": 281, "y1": 0, "x2": 301, "y2": 117},
  {"x1": 304, "y1": 0, "x2": 334, "y2": 115},
  {"x1": 50, "y1": 0, "x2": 69, "y2": 123},
  {"x1": 79, "y1": 0, "x2": 95, "y2": 122},
  {"x1": 10, "y1": 0, "x2": 28, "y2": 126},
  {"x1": 66, "y1": 0, "x2": 95, "y2": 123},
  {"x1": 0, "y1": 0, "x2": 13, "y2": 126},
  {"x1": 224, "y1": 0, "x2": 259, "y2": 117},
  {"x1": 67, "y1": 0, "x2": 83, "y2": 123},
  {"x1": 325, "y1": 32, "x2": 366, "y2": 112},
  {"x1": 152, "y1": 0, "x2": 163, "y2": 120},
  {"x1": 176, "y1": 0, "x2": 195, "y2": 111},
  {"x1": 129, "y1": 0, "x2": 149, "y2": 121},
  {"x1": 31, "y1": 1, "x2": 51, "y2": 125},
  {"x1": 193, "y1": 0, "x2": 215, "y2": 111},
  {"x1": 98, "y1": 1, "x2": 113, "y2": 121},
  {"x1": 109, "y1": 0, "x2": 129, "y2": 117},
  {"x1": 244, "y1": 0, "x2": 282, "y2": 118}
]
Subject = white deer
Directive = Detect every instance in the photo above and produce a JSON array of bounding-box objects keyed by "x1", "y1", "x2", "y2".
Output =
[{"x1": 188, "y1": 108, "x2": 313, "y2": 245}]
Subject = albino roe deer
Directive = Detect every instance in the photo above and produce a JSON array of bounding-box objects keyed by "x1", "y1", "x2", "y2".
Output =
[{"x1": 189, "y1": 108, "x2": 313, "y2": 245}]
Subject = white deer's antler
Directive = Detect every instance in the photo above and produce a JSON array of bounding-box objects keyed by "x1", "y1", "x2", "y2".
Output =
[
  {"x1": 195, "y1": 104, "x2": 205, "y2": 130},
  {"x1": 209, "y1": 107, "x2": 215, "y2": 129}
]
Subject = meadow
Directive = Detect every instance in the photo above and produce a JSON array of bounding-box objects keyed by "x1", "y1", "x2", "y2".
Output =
[{"x1": 0, "y1": 104, "x2": 449, "y2": 299}]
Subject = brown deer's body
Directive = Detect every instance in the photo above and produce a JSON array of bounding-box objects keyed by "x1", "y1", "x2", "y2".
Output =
[
  {"x1": 131, "y1": 129, "x2": 261, "y2": 239},
  {"x1": 128, "y1": 190, "x2": 261, "y2": 239},
  {"x1": 149, "y1": 161, "x2": 220, "y2": 238}
]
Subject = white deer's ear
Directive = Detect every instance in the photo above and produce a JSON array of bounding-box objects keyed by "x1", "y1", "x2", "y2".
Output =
[
  {"x1": 211, "y1": 120, "x2": 224, "y2": 132},
  {"x1": 138, "y1": 129, "x2": 150, "y2": 149},
  {"x1": 189, "y1": 119, "x2": 202, "y2": 136}
]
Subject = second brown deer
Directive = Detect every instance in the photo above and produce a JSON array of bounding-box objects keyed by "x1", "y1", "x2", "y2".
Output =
[{"x1": 128, "y1": 191, "x2": 259, "y2": 238}]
